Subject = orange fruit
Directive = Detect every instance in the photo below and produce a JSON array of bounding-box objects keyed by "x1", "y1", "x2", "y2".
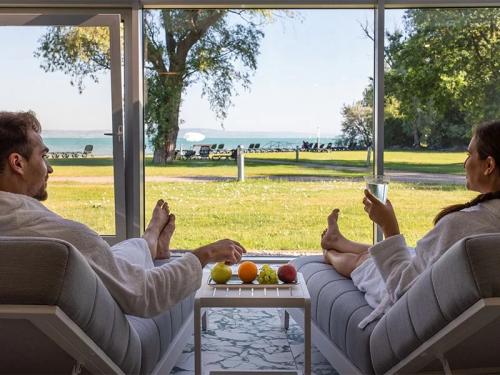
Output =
[{"x1": 238, "y1": 261, "x2": 258, "y2": 283}]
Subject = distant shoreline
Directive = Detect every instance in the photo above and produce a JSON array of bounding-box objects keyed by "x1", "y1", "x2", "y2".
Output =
[{"x1": 44, "y1": 136, "x2": 343, "y2": 156}]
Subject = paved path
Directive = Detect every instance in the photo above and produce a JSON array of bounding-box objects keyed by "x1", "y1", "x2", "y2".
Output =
[
  {"x1": 246, "y1": 158, "x2": 465, "y2": 185},
  {"x1": 50, "y1": 169, "x2": 464, "y2": 185}
]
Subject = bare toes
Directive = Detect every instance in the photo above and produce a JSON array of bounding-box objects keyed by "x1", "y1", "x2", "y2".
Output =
[
  {"x1": 327, "y1": 208, "x2": 340, "y2": 224},
  {"x1": 165, "y1": 214, "x2": 175, "y2": 231}
]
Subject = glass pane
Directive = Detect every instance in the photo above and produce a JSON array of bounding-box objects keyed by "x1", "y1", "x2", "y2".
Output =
[
  {"x1": 144, "y1": 9, "x2": 374, "y2": 254},
  {"x1": 0, "y1": 26, "x2": 116, "y2": 235},
  {"x1": 384, "y1": 8, "x2": 500, "y2": 246}
]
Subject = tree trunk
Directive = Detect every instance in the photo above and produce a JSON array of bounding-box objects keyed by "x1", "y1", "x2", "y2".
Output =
[
  {"x1": 151, "y1": 76, "x2": 183, "y2": 164},
  {"x1": 412, "y1": 98, "x2": 421, "y2": 148},
  {"x1": 412, "y1": 123, "x2": 420, "y2": 148},
  {"x1": 152, "y1": 127, "x2": 180, "y2": 164}
]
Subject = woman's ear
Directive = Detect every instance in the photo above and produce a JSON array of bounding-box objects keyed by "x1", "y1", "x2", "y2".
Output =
[{"x1": 484, "y1": 156, "x2": 497, "y2": 176}]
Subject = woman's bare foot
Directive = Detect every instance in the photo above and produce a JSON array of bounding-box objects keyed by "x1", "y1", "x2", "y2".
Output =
[
  {"x1": 156, "y1": 214, "x2": 176, "y2": 259},
  {"x1": 143, "y1": 199, "x2": 170, "y2": 259},
  {"x1": 321, "y1": 209, "x2": 371, "y2": 254},
  {"x1": 321, "y1": 209, "x2": 342, "y2": 250}
]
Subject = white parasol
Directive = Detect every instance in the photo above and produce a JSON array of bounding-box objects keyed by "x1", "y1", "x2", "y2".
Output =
[{"x1": 184, "y1": 132, "x2": 206, "y2": 142}]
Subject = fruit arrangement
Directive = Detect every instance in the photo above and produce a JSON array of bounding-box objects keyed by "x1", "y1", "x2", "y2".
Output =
[
  {"x1": 257, "y1": 264, "x2": 278, "y2": 284},
  {"x1": 210, "y1": 261, "x2": 297, "y2": 285},
  {"x1": 277, "y1": 264, "x2": 297, "y2": 283},
  {"x1": 238, "y1": 261, "x2": 258, "y2": 283},
  {"x1": 210, "y1": 262, "x2": 232, "y2": 284}
]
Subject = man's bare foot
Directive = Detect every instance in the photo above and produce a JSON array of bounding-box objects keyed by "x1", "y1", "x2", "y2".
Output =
[
  {"x1": 143, "y1": 199, "x2": 170, "y2": 259},
  {"x1": 156, "y1": 214, "x2": 176, "y2": 259},
  {"x1": 321, "y1": 209, "x2": 342, "y2": 250}
]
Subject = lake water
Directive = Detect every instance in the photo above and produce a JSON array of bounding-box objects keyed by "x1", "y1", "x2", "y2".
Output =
[{"x1": 44, "y1": 137, "x2": 340, "y2": 156}]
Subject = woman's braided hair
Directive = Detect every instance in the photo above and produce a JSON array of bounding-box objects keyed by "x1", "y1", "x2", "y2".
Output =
[{"x1": 433, "y1": 120, "x2": 500, "y2": 225}]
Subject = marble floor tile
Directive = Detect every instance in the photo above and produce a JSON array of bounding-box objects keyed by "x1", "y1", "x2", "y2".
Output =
[{"x1": 171, "y1": 308, "x2": 338, "y2": 375}]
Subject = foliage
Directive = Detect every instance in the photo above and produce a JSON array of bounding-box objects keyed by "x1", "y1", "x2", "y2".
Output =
[
  {"x1": 384, "y1": 8, "x2": 500, "y2": 148},
  {"x1": 35, "y1": 10, "x2": 273, "y2": 162},
  {"x1": 342, "y1": 8, "x2": 500, "y2": 149},
  {"x1": 34, "y1": 27, "x2": 110, "y2": 93},
  {"x1": 340, "y1": 101, "x2": 373, "y2": 148}
]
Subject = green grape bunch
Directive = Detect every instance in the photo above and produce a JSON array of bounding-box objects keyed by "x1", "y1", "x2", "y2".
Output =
[{"x1": 257, "y1": 264, "x2": 278, "y2": 284}]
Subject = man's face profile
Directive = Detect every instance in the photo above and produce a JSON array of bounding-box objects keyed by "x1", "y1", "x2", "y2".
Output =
[{"x1": 24, "y1": 130, "x2": 53, "y2": 201}]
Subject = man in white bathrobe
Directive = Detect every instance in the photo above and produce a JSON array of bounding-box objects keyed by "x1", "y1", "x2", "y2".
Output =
[{"x1": 0, "y1": 111, "x2": 245, "y2": 317}]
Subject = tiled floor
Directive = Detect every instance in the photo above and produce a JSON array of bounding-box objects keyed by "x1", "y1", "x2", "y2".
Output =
[{"x1": 171, "y1": 308, "x2": 339, "y2": 375}]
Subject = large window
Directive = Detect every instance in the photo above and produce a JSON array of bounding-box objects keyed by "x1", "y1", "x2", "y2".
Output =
[
  {"x1": 2, "y1": 4, "x2": 495, "y2": 252},
  {"x1": 143, "y1": 9, "x2": 375, "y2": 254},
  {"x1": 0, "y1": 13, "x2": 126, "y2": 243},
  {"x1": 383, "y1": 8, "x2": 499, "y2": 246}
]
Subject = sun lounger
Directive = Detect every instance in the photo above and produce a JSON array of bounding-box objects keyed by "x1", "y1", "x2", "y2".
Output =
[
  {"x1": 47, "y1": 144, "x2": 94, "y2": 159},
  {"x1": 287, "y1": 233, "x2": 500, "y2": 374},
  {"x1": 79, "y1": 144, "x2": 94, "y2": 157},
  {"x1": 211, "y1": 149, "x2": 237, "y2": 160},
  {"x1": 198, "y1": 145, "x2": 211, "y2": 159}
]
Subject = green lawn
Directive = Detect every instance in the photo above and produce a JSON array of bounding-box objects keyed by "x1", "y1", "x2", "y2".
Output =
[
  {"x1": 43, "y1": 153, "x2": 472, "y2": 253},
  {"x1": 48, "y1": 149, "x2": 466, "y2": 178},
  {"x1": 44, "y1": 179, "x2": 475, "y2": 253},
  {"x1": 247, "y1": 150, "x2": 467, "y2": 174}
]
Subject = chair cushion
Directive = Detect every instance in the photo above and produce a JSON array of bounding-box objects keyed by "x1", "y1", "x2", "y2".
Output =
[
  {"x1": 370, "y1": 233, "x2": 500, "y2": 374},
  {"x1": 127, "y1": 294, "x2": 194, "y2": 374},
  {"x1": 0, "y1": 236, "x2": 142, "y2": 374},
  {"x1": 291, "y1": 255, "x2": 377, "y2": 374}
]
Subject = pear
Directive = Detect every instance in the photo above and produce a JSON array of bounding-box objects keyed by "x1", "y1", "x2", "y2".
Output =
[{"x1": 211, "y1": 262, "x2": 232, "y2": 284}]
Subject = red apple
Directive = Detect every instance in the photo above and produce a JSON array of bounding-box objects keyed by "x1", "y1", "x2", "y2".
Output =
[{"x1": 278, "y1": 264, "x2": 297, "y2": 283}]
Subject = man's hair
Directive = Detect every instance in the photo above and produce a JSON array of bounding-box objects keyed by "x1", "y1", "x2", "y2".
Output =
[{"x1": 0, "y1": 111, "x2": 42, "y2": 174}]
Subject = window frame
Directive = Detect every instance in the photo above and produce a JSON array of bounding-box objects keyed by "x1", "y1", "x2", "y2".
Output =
[{"x1": 1, "y1": 0, "x2": 498, "y2": 257}]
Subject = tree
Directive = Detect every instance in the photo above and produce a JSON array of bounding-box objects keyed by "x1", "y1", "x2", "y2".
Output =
[
  {"x1": 340, "y1": 99, "x2": 373, "y2": 149},
  {"x1": 35, "y1": 10, "x2": 272, "y2": 163},
  {"x1": 384, "y1": 8, "x2": 500, "y2": 148}
]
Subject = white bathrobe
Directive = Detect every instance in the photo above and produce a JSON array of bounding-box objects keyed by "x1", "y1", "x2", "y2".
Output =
[
  {"x1": 0, "y1": 191, "x2": 202, "y2": 318},
  {"x1": 351, "y1": 198, "x2": 500, "y2": 328}
]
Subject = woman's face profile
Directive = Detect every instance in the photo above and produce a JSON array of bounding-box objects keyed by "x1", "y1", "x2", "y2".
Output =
[{"x1": 464, "y1": 136, "x2": 493, "y2": 193}]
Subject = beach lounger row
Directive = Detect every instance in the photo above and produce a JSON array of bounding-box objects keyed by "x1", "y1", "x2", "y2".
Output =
[{"x1": 47, "y1": 145, "x2": 94, "y2": 159}]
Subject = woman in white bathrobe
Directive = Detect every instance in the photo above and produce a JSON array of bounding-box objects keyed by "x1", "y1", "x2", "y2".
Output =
[{"x1": 321, "y1": 120, "x2": 500, "y2": 328}]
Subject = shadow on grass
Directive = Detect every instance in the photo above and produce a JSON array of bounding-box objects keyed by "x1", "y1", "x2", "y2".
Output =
[
  {"x1": 48, "y1": 157, "x2": 114, "y2": 167},
  {"x1": 48, "y1": 156, "x2": 463, "y2": 177},
  {"x1": 145, "y1": 158, "x2": 236, "y2": 168},
  {"x1": 249, "y1": 157, "x2": 465, "y2": 175}
]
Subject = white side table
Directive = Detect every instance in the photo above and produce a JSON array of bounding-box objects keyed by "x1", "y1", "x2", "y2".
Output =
[{"x1": 194, "y1": 271, "x2": 311, "y2": 375}]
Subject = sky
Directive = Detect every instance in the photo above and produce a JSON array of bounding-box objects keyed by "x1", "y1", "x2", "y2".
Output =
[{"x1": 0, "y1": 9, "x2": 405, "y2": 137}]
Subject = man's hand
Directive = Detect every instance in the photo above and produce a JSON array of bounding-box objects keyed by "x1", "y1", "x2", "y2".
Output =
[
  {"x1": 192, "y1": 239, "x2": 246, "y2": 267},
  {"x1": 362, "y1": 189, "x2": 400, "y2": 239}
]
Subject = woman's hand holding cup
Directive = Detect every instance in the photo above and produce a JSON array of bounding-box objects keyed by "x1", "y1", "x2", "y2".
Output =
[{"x1": 363, "y1": 189, "x2": 400, "y2": 239}]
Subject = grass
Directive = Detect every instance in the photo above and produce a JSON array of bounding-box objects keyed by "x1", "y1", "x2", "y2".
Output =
[
  {"x1": 43, "y1": 154, "x2": 472, "y2": 253},
  {"x1": 48, "y1": 157, "x2": 364, "y2": 179},
  {"x1": 246, "y1": 150, "x2": 467, "y2": 175},
  {"x1": 48, "y1": 149, "x2": 467, "y2": 179},
  {"x1": 44, "y1": 178, "x2": 475, "y2": 253}
]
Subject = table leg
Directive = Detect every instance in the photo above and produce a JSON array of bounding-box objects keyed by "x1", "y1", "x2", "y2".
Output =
[
  {"x1": 281, "y1": 308, "x2": 290, "y2": 330},
  {"x1": 194, "y1": 299, "x2": 202, "y2": 375},
  {"x1": 304, "y1": 301, "x2": 311, "y2": 375},
  {"x1": 202, "y1": 309, "x2": 208, "y2": 331}
]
